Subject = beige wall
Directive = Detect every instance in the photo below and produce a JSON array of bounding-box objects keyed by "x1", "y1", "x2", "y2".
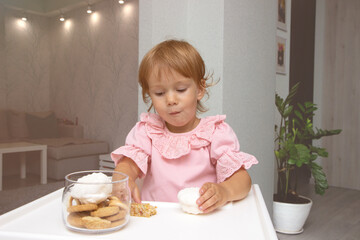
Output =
[
  {"x1": 315, "y1": 0, "x2": 360, "y2": 190},
  {"x1": 0, "y1": 0, "x2": 139, "y2": 151}
]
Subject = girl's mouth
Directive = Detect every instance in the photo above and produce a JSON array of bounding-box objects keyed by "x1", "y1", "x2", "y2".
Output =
[{"x1": 169, "y1": 111, "x2": 180, "y2": 115}]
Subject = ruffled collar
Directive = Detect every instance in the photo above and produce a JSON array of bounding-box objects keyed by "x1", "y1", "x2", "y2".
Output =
[{"x1": 140, "y1": 112, "x2": 226, "y2": 159}]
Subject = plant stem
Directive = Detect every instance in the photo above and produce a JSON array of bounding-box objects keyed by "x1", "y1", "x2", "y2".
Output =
[
  {"x1": 276, "y1": 115, "x2": 284, "y2": 169},
  {"x1": 285, "y1": 167, "x2": 289, "y2": 201}
]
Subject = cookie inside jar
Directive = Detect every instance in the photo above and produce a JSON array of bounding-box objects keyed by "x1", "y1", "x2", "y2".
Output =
[{"x1": 62, "y1": 170, "x2": 131, "y2": 233}]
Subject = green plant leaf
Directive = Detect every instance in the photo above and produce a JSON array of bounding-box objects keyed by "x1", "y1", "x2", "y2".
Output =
[
  {"x1": 297, "y1": 103, "x2": 305, "y2": 113},
  {"x1": 274, "y1": 81, "x2": 342, "y2": 198},
  {"x1": 313, "y1": 128, "x2": 342, "y2": 140},
  {"x1": 296, "y1": 144, "x2": 311, "y2": 166},
  {"x1": 304, "y1": 101, "x2": 315, "y2": 109},
  {"x1": 294, "y1": 110, "x2": 303, "y2": 120},
  {"x1": 284, "y1": 82, "x2": 300, "y2": 106},
  {"x1": 306, "y1": 106, "x2": 317, "y2": 114},
  {"x1": 275, "y1": 94, "x2": 284, "y2": 114},
  {"x1": 310, "y1": 162, "x2": 328, "y2": 195},
  {"x1": 310, "y1": 146, "x2": 329, "y2": 158},
  {"x1": 310, "y1": 153, "x2": 317, "y2": 161},
  {"x1": 287, "y1": 143, "x2": 311, "y2": 167},
  {"x1": 283, "y1": 106, "x2": 293, "y2": 118},
  {"x1": 277, "y1": 148, "x2": 288, "y2": 160},
  {"x1": 288, "y1": 158, "x2": 295, "y2": 165},
  {"x1": 275, "y1": 150, "x2": 280, "y2": 159}
]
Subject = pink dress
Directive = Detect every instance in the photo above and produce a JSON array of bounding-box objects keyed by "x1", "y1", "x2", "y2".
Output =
[{"x1": 111, "y1": 113, "x2": 258, "y2": 202}]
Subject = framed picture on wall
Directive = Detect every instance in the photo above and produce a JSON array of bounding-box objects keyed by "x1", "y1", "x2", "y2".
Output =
[
  {"x1": 276, "y1": 36, "x2": 286, "y2": 75},
  {"x1": 277, "y1": 0, "x2": 286, "y2": 31}
]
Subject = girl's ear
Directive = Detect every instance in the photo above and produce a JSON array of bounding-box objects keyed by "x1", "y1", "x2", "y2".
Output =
[{"x1": 197, "y1": 79, "x2": 206, "y2": 101}]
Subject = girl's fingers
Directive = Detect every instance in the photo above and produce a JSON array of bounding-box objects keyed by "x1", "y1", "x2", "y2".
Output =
[
  {"x1": 128, "y1": 178, "x2": 141, "y2": 203},
  {"x1": 200, "y1": 201, "x2": 218, "y2": 213},
  {"x1": 197, "y1": 183, "x2": 219, "y2": 211},
  {"x1": 197, "y1": 182, "x2": 228, "y2": 213},
  {"x1": 132, "y1": 184, "x2": 141, "y2": 203},
  {"x1": 197, "y1": 183, "x2": 213, "y2": 205},
  {"x1": 199, "y1": 182, "x2": 211, "y2": 195},
  {"x1": 199, "y1": 192, "x2": 220, "y2": 212}
]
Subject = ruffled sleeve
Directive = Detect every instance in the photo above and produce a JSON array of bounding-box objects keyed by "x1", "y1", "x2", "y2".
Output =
[
  {"x1": 210, "y1": 122, "x2": 258, "y2": 183},
  {"x1": 111, "y1": 121, "x2": 152, "y2": 178}
]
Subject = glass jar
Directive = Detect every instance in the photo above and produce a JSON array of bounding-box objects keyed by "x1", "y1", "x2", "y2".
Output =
[{"x1": 62, "y1": 170, "x2": 130, "y2": 233}]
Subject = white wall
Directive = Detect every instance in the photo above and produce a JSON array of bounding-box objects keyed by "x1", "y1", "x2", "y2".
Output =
[
  {"x1": 276, "y1": 0, "x2": 292, "y2": 98},
  {"x1": 139, "y1": 0, "x2": 277, "y2": 214}
]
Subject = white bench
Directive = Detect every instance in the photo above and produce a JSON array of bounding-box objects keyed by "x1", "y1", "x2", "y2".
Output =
[{"x1": 0, "y1": 142, "x2": 47, "y2": 191}]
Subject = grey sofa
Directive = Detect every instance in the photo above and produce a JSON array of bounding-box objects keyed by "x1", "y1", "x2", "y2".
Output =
[{"x1": 0, "y1": 109, "x2": 108, "y2": 180}]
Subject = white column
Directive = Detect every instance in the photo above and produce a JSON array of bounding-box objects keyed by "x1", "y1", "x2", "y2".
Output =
[{"x1": 222, "y1": 0, "x2": 277, "y2": 215}]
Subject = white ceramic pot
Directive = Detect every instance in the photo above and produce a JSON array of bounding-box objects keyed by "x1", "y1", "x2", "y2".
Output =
[{"x1": 272, "y1": 196, "x2": 313, "y2": 234}]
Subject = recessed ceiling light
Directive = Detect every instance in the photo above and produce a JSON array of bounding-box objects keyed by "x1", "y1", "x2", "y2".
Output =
[
  {"x1": 87, "y1": 5, "x2": 93, "y2": 14},
  {"x1": 21, "y1": 12, "x2": 27, "y2": 21}
]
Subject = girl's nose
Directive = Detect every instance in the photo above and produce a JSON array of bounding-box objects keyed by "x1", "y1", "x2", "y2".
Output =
[{"x1": 166, "y1": 92, "x2": 177, "y2": 105}]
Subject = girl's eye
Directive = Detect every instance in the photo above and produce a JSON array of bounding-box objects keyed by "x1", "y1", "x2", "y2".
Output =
[
  {"x1": 177, "y1": 88, "x2": 187, "y2": 93},
  {"x1": 155, "y1": 92, "x2": 164, "y2": 96}
]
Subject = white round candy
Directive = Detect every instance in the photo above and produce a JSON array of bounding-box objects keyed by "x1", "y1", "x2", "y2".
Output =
[{"x1": 177, "y1": 187, "x2": 202, "y2": 214}]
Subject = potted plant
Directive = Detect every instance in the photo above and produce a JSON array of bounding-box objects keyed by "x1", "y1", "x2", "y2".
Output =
[{"x1": 273, "y1": 82, "x2": 341, "y2": 234}]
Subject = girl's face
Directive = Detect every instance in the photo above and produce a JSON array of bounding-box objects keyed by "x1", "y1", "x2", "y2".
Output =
[{"x1": 148, "y1": 66, "x2": 205, "y2": 133}]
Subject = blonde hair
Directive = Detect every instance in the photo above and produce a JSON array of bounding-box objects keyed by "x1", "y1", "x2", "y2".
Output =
[{"x1": 138, "y1": 39, "x2": 215, "y2": 112}]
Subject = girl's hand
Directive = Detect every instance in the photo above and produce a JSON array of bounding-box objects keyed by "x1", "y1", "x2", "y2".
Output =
[
  {"x1": 112, "y1": 176, "x2": 141, "y2": 203},
  {"x1": 113, "y1": 157, "x2": 142, "y2": 203},
  {"x1": 196, "y1": 169, "x2": 252, "y2": 213},
  {"x1": 196, "y1": 182, "x2": 229, "y2": 213},
  {"x1": 128, "y1": 177, "x2": 141, "y2": 203}
]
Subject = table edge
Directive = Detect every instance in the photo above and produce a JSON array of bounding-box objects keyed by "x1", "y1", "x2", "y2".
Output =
[{"x1": 0, "y1": 185, "x2": 277, "y2": 239}]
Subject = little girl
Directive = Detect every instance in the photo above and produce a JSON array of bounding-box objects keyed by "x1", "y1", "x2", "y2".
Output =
[{"x1": 111, "y1": 39, "x2": 258, "y2": 213}]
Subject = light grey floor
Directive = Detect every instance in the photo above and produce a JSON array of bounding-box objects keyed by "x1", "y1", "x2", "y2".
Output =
[
  {"x1": 1, "y1": 175, "x2": 360, "y2": 240},
  {"x1": 276, "y1": 184, "x2": 360, "y2": 240},
  {"x1": 0, "y1": 174, "x2": 64, "y2": 215}
]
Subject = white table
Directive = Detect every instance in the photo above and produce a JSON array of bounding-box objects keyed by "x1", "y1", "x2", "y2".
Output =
[
  {"x1": 0, "y1": 142, "x2": 47, "y2": 191},
  {"x1": 0, "y1": 184, "x2": 277, "y2": 240}
]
